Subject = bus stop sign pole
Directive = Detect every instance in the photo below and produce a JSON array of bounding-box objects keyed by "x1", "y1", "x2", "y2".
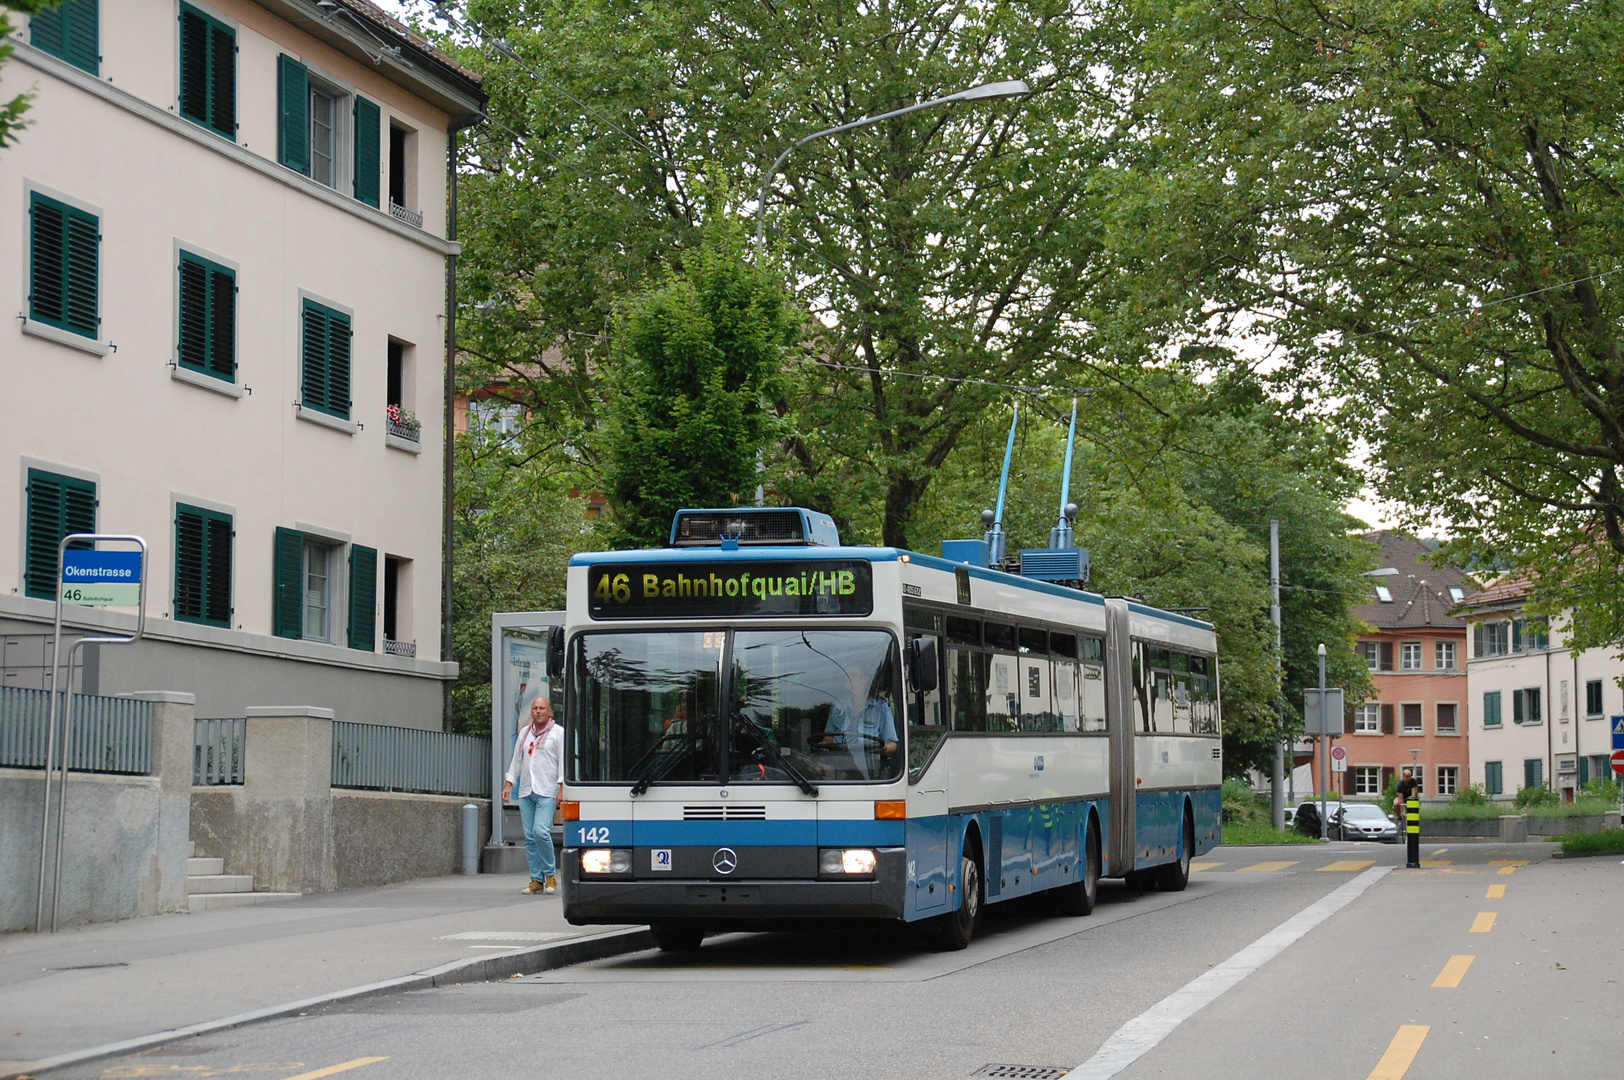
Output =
[{"x1": 36, "y1": 534, "x2": 147, "y2": 933}]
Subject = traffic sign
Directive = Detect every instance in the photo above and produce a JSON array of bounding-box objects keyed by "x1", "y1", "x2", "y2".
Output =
[
  {"x1": 1612, "y1": 717, "x2": 1624, "y2": 752},
  {"x1": 60, "y1": 549, "x2": 142, "y2": 606},
  {"x1": 1304, "y1": 688, "x2": 1346, "y2": 735},
  {"x1": 1330, "y1": 744, "x2": 1347, "y2": 773},
  {"x1": 1612, "y1": 749, "x2": 1624, "y2": 777}
]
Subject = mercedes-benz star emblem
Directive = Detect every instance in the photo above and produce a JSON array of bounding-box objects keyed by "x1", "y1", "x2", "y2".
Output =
[{"x1": 712, "y1": 847, "x2": 738, "y2": 875}]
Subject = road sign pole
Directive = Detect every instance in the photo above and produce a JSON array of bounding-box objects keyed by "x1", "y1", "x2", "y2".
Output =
[{"x1": 1318, "y1": 644, "x2": 1328, "y2": 841}]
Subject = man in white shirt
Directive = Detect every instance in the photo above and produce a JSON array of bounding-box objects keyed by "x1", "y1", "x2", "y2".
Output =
[{"x1": 503, "y1": 695, "x2": 565, "y2": 894}]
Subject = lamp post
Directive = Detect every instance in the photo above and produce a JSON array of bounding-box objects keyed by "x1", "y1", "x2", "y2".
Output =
[{"x1": 753, "y1": 80, "x2": 1031, "y2": 248}]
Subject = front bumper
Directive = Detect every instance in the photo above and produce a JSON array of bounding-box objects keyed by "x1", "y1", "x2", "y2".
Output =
[{"x1": 562, "y1": 847, "x2": 907, "y2": 924}]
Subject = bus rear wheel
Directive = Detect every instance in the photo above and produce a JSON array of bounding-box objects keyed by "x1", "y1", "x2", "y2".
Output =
[
  {"x1": 932, "y1": 850, "x2": 983, "y2": 951},
  {"x1": 1053, "y1": 820, "x2": 1100, "y2": 917},
  {"x1": 650, "y1": 922, "x2": 705, "y2": 952},
  {"x1": 1157, "y1": 812, "x2": 1194, "y2": 893}
]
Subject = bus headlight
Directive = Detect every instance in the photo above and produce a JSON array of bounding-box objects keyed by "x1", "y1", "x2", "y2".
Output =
[
  {"x1": 820, "y1": 848, "x2": 877, "y2": 875},
  {"x1": 581, "y1": 849, "x2": 631, "y2": 875}
]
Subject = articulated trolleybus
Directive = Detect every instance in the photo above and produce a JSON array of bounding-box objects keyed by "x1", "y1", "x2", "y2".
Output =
[{"x1": 556, "y1": 506, "x2": 1221, "y2": 951}]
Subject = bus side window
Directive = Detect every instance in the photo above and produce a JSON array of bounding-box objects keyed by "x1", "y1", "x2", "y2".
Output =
[
  {"x1": 1133, "y1": 642, "x2": 1152, "y2": 733},
  {"x1": 1080, "y1": 662, "x2": 1106, "y2": 732},
  {"x1": 948, "y1": 647, "x2": 988, "y2": 732},
  {"x1": 1053, "y1": 659, "x2": 1079, "y2": 731},
  {"x1": 987, "y1": 652, "x2": 1019, "y2": 733}
]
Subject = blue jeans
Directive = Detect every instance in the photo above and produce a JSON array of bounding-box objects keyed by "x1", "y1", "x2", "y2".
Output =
[{"x1": 517, "y1": 793, "x2": 557, "y2": 881}]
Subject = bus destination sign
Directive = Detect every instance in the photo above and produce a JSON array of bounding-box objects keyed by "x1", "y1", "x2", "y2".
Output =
[{"x1": 588, "y1": 560, "x2": 873, "y2": 620}]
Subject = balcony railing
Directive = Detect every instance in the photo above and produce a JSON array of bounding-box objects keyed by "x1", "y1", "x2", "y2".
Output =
[
  {"x1": 383, "y1": 638, "x2": 416, "y2": 658},
  {"x1": 389, "y1": 201, "x2": 424, "y2": 229},
  {"x1": 386, "y1": 414, "x2": 421, "y2": 446}
]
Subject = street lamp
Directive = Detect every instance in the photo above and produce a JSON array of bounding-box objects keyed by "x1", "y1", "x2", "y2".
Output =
[{"x1": 753, "y1": 79, "x2": 1032, "y2": 247}]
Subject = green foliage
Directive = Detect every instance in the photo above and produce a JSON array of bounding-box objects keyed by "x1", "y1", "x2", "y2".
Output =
[
  {"x1": 1580, "y1": 777, "x2": 1621, "y2": 804},
  {"x1": 1113, "y1": 0, "x2": 1624, "y2": 655},
  {"x1": 600, "y1": 212, "x2": 797, "y2": 547},
  {"x1": 1558, "y1": 828, "x2": 1624, "y2": 855},
  {"x1": 1220, "y1": 820, "x2": 1319, "y2": 847},
  {"x1": 1, "y1": 2, "x2": 57, "y2": 149},
  {"x1": 1221, "y1": 777, "x2": 1260, "y2": 824},
  {"x1": 1450, "y1": 784, "x2": 1490, "y2": 807},
  {"x1": 1513, "y1": 784, "x2": 1562, "y2": 810}
]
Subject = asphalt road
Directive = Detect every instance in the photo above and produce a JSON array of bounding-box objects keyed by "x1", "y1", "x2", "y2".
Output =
[{"x1": 50, "y1": 842, "x2": 1620, "y2": 1080}]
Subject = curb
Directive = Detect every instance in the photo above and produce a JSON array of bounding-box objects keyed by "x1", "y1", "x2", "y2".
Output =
[
  {"x1": 1550, "y1": 849, "x2": 1624, "y2": 860},
  {"x1": 1, "y1": 926, "x2": 653, "y2": 1080}
]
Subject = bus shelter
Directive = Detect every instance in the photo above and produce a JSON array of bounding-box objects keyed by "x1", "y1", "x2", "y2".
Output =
[{"x1": 488, "y1": 611, "x2": 564, "y2": 845}]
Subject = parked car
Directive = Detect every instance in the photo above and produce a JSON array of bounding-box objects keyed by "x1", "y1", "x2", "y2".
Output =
[
  {"x1": 1331, "y1": 802, "x2": 1400, "y2": 843},
  {"x1": 1282, "y1": 805, "x2": 1296, "y2": 829}
]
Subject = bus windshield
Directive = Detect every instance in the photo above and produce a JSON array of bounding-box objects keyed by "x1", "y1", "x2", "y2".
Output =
[{"x1": 567, "y1": 628, "x2": 902, "y2": 785}]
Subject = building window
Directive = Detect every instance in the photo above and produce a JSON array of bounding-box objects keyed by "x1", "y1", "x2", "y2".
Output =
[
  {"x1": 275, "y1": 54, "x2": 380, "y2": 204},
  {"x1": 1483, "y1": 690, "x2": 1502, "y2": 728},
  {"x1": 1400, "y1": 641, "x2": 1422, "y2": 671},
  {"x1": 177, "y1": 251, "x2": 235, "y2": 381},
  {"x1": 1435, "y1": 640, "x2": 1456, "y2": 670},
  {"x1": 1484, "y1": 760, "x2": 1503, "y2": 796},
  {"x1": 300, "y1": 298, "x2": 352, "y2": 419},
  {"x1": 1513, "y1": 687, "x2": 1543, "y2": 726},
  {"x1": 1353, "y1": 766, "x2": 1382, "y2": 795},
  {"x1": 1436, "y1": 766, "x2": 1458, "y2": 797},
  {"x1": 383, "y1": 555, "x2": 411, "y2": 652},
  {"x1": 30, "y1": 0, "x2": 98, "y2": 74},
  {"x1": 24, "y1": 469, "x2": 97, "y2": 600},
  {"x1": 1475, "y1": 622, "x2": 1509, "y2": 658},
  {"x1": 1357, "y1": 641, "x2": 1379, "y2": 671},
  {"x1": 174, "y1": 504, "x2": 231, "y2": 627},
  {"x1": 1523, "y1": 758, "x2": 1543, "y2": 790},
  {"x1": 29, "y1": 192, "x2": 99, "y2": 339},
  {"x1": 178, "y1": 3, "x2": 235, "y2": 139},
  {"x1": 1585, "y1": 679, "x2": 1604, "y2": 718},
  {"x1": 302, "y1": 540, "x2": 331, "y2": 642},
  {"x1": 388, "y1": 122, "x2": 417, "y2": 220},
  {"x1": 1401, "y1": 702, "x2": 1423, "y2": 734},
  {"x1": 1353, "y1": 703, "x2": 1381, "y2": 734},
  {"x1": 1436, "y1": 702, "x2": 1458, "y2": 734}
]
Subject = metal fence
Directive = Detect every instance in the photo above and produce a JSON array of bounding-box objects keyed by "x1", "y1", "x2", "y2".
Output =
[
  {"x1": 0, "y1": 686, "x2": 151, "y2": 774},
  {"x1": 193, "y1": 717, "x2": 246, "y2": 785},
  {"x1": 331, "y1": 721, "x2": 491, "y2": 797}
]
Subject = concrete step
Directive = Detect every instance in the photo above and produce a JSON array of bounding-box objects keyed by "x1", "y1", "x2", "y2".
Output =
[
  {"x1": 188, "y1": 841, "x2": 196, "y2": 858},
  {"x1": 187, "y1": 857, "x2": 225, "y2": 876},
  {"x1": 184, "y1": 874, "x2": 255, "y2": 895},
  {"x1": 188, "y1": 891, "x2": 301, "y2": 914}
]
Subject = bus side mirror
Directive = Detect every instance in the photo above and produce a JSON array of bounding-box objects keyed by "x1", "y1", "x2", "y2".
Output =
[
  {"x1": 908, "y1": 636, "x2": 938, "y2": 694},
  {"x1": 547, "y1": 625, "x2": 565, "y2": 679}
]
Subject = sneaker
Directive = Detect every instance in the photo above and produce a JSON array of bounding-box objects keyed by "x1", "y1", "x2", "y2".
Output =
[
  {"x1": 543, "y1": 875, "x2": 558, "y2": 894},
  {"x1": 523, "y1": 878, "x2": 544, "y2": 894}
]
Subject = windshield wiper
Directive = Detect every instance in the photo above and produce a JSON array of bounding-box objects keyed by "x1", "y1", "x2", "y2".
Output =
[
  {"x1": 628, "y1": 727, "x2": 693, "y2": 796},
  {"x1": 732, "y1": 711, "x2": 819, "y2": 797}
]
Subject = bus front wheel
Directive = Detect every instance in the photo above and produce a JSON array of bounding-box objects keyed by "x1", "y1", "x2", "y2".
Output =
[
  {"x1": 650, "y1": 922, "x2": 705, "y2": 952},
  {"x1": 932, "y1": 849, "x2": 983, "y2": 951}
]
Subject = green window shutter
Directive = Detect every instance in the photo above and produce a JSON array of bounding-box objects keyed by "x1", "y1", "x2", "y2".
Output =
[
  {"x1": 300, "y1": 300, "x2": 351, "y2": 418},
  {"x1": 277, "y1": 55, "x2": 309, "y2": 174},
  {"x1": 347, "y1": 545, "x2": 377, "y2": 650},
  {"x1": 273, "y1": 527, "x2": 304, "y2": 638},
  {"x1": 30, "y1": 0, "x2": 98, "y2": 74},
  {"x1": 25, "y1": 469, "x2": 97, "y2": 601},
  {"x1": 177, "y1": 251, "x2": 235, "y2": 381},
  {"x1": 352, "y1": 97, "x2": 381, "y2": 207},
  {"x1": 176, "y1": 505, "x2": 232, "y2": 627},
  {"x1": 29, "y1": 193, "x2": 100, "y2": 339},
  {"x1": 179, "y1": 3, "x2": 234, "y2": 138}
]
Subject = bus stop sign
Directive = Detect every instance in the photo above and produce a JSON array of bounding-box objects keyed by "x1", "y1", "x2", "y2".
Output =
[{"x1": 60, "y1": 549, "x2": 142, "y2": 606}]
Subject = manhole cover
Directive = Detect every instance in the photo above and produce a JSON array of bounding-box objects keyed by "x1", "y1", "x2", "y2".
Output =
[{"x1": 972, "y1": 1066, "x2": 1071, "y2": 1079}]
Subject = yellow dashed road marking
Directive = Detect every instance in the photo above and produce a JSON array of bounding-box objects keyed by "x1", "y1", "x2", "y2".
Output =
[
  {"x1": 1366, "y1": 1025, "x2": 1430, "y2": 1080},
  {"x1": 1237, "y1": 861, "x2": 1299, "y2": 873},
  {"x1": 279, "y1": 1060, "x2": 389, "y2": 1080},
  {"x1": 1419, "y1": 859, "x2": 1451, "y2": 866},
  {"x1": 1489, "y1": 859, "x2": 1529, "y2": 865},
  {"x1": 1317, "y1": 860, "x2": 1375, "y2": 872},
  {"x1": 1497, "y1": 865, "x2": 1519, "y2": 875},
  {"x1": 1191, "y1": 861, "x2": 1223, "y2": 871},
  {"x1": 1470, "y1": 912, "x2": 1497, "y2": 933},
  {"x1": 1486, "y1": 884, "x2": 1506, "y2": 899},
  {"x1": 1432, "y1": 954, "x2": 1475, "y2": 987}
]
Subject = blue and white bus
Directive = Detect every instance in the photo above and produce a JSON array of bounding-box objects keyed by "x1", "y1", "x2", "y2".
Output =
[{"x1": 555, "y1": 507, "x2": 1221, "y2": 951}]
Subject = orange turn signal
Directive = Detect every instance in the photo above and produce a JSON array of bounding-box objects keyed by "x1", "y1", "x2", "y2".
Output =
[
  {"x1": 560, "y1": 800, "x2": 581, "y2": 821},
  {"x1": 874, "y1": 800, "x2": 907, "y2": 820}
]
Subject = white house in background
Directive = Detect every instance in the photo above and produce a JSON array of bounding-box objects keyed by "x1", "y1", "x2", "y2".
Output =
[
  {"x1": 1460, "y1": 574, "x2": 1624, "y2": 800},
  {"x1": 0, "y1": 0, "x2": 484, "y2": 727}
]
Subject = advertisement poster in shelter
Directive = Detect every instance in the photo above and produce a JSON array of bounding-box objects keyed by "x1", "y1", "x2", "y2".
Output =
[{"x1": 503, "y1": 635, "x2": 551, "y2": 758}]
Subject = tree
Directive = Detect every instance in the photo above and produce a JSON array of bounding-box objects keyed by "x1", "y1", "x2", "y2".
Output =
[
  {"x1": 599, "y1": 213, "x2": 798, "y2": 546},
  {"x1": 437, "y1": 0, "x2": 1129, "y2": 548},
  {"x1": 1113, "y1": 0, "x2": 1624, "y2": 652},
  {"x1": 1, "y1": 2, "x2": 55, "y2": 149}
]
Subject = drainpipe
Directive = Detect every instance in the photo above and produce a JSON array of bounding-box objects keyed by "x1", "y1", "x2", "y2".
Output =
[
  {"x1": 442, "y1": 119, "x2": 477, "y2": 731},
  {"x1": 1545, "y1": 640, "x2": 1553, "y2": 795}
]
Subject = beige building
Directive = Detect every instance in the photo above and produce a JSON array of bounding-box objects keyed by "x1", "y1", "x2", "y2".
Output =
[
  {"x1": 1, "y1": 0, "x2": 483, "y2": 726},
  {"x1": 1461, "y1": 575, "x2": 1624, "y2": 800}
]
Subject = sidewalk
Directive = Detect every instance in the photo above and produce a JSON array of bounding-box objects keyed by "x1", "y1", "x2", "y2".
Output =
[{"x1": 0, "y1": 875, "x2": 646, "y2": 1078}]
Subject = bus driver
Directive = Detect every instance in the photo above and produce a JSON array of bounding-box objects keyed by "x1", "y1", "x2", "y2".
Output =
[{"x1": 819, "y1": 669, "x2": 898, "y2": 779}]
